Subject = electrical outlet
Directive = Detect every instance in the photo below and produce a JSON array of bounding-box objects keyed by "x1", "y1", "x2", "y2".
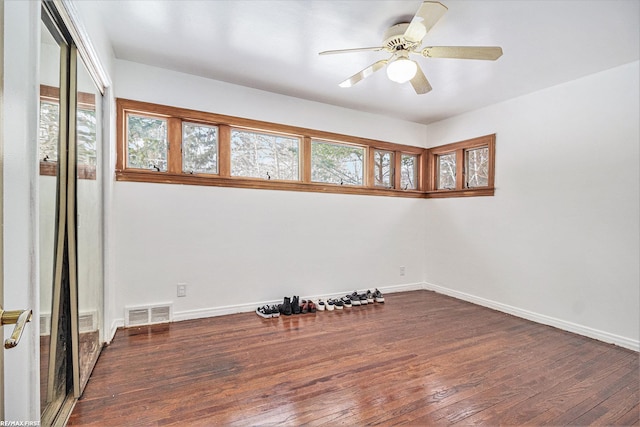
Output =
[
  {"x1": 399, "y1": 266, "x2": 406, "y2": 276},
  {"x1": 177, "y1": 283, "x2": 187, "y2": 297}
]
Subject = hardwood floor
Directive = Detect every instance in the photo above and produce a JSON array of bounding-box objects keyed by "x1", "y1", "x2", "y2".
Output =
[{"x1": 68, "y1": 290, "x2": 639, "y2": 426}]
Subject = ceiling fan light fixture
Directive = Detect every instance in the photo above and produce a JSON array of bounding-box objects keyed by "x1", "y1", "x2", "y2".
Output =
[{"x1": 386, "y1": 57, "x2": 417, "y2": 83}]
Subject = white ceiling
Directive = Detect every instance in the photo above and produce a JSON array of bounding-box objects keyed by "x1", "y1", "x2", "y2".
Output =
[{"x1": 78, "y1": 0, "x2": 639, "y2": 124}]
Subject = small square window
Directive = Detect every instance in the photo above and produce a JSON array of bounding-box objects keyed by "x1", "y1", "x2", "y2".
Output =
[
  {"x1": 465, "y1": 146, "x2": 489, "y2": 188},
  {"x1": 400, "y1": 154, "x2": 418, "y2": 190},
  {"x1": 126, "y1": 114, "x2": 168, "y2": 171},
  {"x1": 374, "y1": 150, "x2": 394, "y2": 188},
  {"x1": 182, "y1": 122, "x2": 218, "y2": 175},
  {"x1": 437, "y1": 152, "x2": 456, "y2": 190}
]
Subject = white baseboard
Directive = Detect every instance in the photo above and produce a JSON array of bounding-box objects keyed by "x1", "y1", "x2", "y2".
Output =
[{"x1": 422, "y1": 282, "x2": 639, "y2": 352}]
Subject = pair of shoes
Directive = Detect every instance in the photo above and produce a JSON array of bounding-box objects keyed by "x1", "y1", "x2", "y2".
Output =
[
  {"x1": 299, "y1": 300, "x2": 317, "y2": 314},
  {"x1": 256, "y1": 305, "x2": 279, "y2": 319},
  {"x1": 328, "y1": 298, "x2": 344, "y2": 310},
  {"x1": 374, "y1": 288, "x2": 385, "y2": 303}
]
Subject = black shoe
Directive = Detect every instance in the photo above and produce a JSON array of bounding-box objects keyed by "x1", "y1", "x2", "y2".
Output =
[
  {"x1": 291, "y1": 296, "x2": 301, "y2": 314},
  {"x1": 342, "y1": 296, "x2": 352, "y2": 308},
  {"x1": 350, "y1": 291, "x2": 361, "y2": 306},
  {"x1": 366, "y1": 290, "x2": 374, "y2": 304},
  {"x1": 270, "y1": 305, "x2": 281, "y2": 317},
  {"x1": 256, "y1": 305, "x2": 272, "y2": 318},
  {"x1": 280, "y1": 297, "x2": 292, "y2": 316}
]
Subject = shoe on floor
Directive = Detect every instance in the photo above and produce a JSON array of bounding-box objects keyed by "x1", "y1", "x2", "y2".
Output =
[
  {"x1": 280, "y1": 296, "x2": 292, "y2": 316},
  {"x1": 366, "y1": 290, "x2": 374, "y2": 304},
  {"x1": 326, "y1": 299, "x2": 335, "y2": 311},
  {"x1": 308, "y1": 301, "x2": 317, "y2": 313},
  {"x1": 270, "y1": 305, "x2": 280, "y2": 317},
  {"x1": 374, "y1": 288, "x2": 385, "y2": 303},
  {"x1": 317, "y1": 299, "x2": 326, "y2": 311},
  {"x1": 334, "y1": 299, "x2": 344, "y2": 310},
  {"x1": 342, "y1": 296, "x2": 352, "y2": 308},
  {"x1": 350, "y1": 291, "x2": 361, "y2": 306},
  {"x1": 359, "y1": 293, "x2": 368, "y2": 305},
  {"x1": 292, "y1": 296, "x2": 301, "y2": 314},
  {"x1": 256, "y1": 305, "x2": 272, "y2": 319},
  {"x1": 300, "y1": 299, "x2": 309, "y2": 314}
]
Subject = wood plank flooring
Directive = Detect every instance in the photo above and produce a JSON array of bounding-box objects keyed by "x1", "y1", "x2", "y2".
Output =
[{"x1": 68, "y1": 290, "x2": 639, "y2": 426}]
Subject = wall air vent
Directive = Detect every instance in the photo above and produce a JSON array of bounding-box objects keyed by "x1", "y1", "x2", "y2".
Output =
[
  {"x1": 125, "y1": 303, "x2": 173, "y2": 327},
  {"x1": 79, "y1": 311, "x2": 98, "y2": 333},
  {"x1": 40, "y1": 314, "x2": 51, "y2": 336}
]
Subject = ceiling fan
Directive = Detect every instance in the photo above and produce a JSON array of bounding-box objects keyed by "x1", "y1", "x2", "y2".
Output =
[{"x1": 319, "y1": 1, "x2": 503, "y2": 95}]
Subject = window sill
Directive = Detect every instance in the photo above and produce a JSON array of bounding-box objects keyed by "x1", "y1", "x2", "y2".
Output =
[
  {"x1": 115, "y1": 169, "x2": 427, "y2": 199},
  {"x1": 425, "y1": 188, "x2": 495, "y2": 198}
]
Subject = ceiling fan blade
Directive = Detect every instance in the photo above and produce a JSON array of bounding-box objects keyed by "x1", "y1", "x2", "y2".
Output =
[
  {"x1": 339, "y1": 59, "x2": 389, "y2": 88},
  {"x1": 404, "y1": 1, "x2": 448, "y2": 43},
  {"x1": 410, "y1": 65, "x2": 432, "y2": 95},
  {"x1": 422, "y1": 46, "x2": 503, "y2": 60},
  {"x1": 319, "y1": 46, "x2": 385, "y2": 55}
]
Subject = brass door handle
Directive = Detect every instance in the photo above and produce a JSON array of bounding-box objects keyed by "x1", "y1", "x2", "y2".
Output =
[{"x1": 0, "y1": 308, "x2": 33, "y2": 349}]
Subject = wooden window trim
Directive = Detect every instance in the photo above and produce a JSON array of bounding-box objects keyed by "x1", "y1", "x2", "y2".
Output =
[
  {"x1": 116, "y1": 98, "x2": 426, "y2": 198},
  {"x1": 425, "y1": 134, "x2": 496, "y2": 198}
]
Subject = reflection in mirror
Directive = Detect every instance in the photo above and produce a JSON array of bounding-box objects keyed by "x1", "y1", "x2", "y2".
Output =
[
  {"x1": 38, "y1": 18, "x2": 62, "y2": 415},
  {"x1": 76, "y1": 56, "x2": 104, "y2": 389}
]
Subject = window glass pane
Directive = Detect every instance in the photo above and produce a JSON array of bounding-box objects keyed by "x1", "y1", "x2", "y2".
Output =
[
  {"x1": 311, "y1": 140, "x2": 365, "y2": 186},
  {"x1": 77, "y1": 107, "x2": 97, "y2": 168},
  {"x1": 230, "y1": 129, "x2": 299, "y2": 180},
  {"x1": 401, "y1": 154, "x2": 418, "y2": 190},
  {"x1": 437, "y1": 152, "x2": 456, "y2": 190},
  {"x1": 374, "y1": 150, "x2": 394, "y2": 188},
  {"x1": 182, "y1": 122, "x2": 218, "y2": 174},
  {"x1": 39, "y1": 101, "x2": 59, "y2": 162},
  {"x1": 465, "y1": 146, "x2": 489, "y2": 188},
  {"x1": 127, "y1": 114, "x2": 168, "y2": 171}
]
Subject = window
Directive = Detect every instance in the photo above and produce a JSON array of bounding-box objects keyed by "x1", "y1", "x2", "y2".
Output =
[
  {"x1": 39, "y1": 100, "x2": 60, "y2": 162},
  {"x1": 126, "y1": 114, "x2": 168, "y2": 171},
  {"x1": 437, "y1": 152, "x2": 456, "y2": 190},
  {"x1": 400, "y1": 154, "x2": 418, "y2": 190},
  {"x1": 311, "y1": 140, "x2": 365, "y2": 186},
  {"x1": 426, "y1": 134, "x2": 495, "y2": 198},
  {"x1": 230, "y1": 129, "x2": 299, "y2": 180},
  {"x1": 116, "y1": 98, "x2": 425, "y2": 198},
  {"x1": 373, "y1": 149, "x2": 394, "y2": 188},
  {"x1": 465, "y1": 146, "x2": 489, "y2": 188},
  {"x1": 39, "y1": 85, "x2": 97, "y2": 179},
  {"x1": 182, "y1": 122, "x2": 218, "y2": 174}
]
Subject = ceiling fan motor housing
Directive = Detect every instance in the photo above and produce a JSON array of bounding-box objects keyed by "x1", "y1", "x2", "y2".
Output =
[{"x1": 383, "y1": 23, "x2": 412, "y2": 50}]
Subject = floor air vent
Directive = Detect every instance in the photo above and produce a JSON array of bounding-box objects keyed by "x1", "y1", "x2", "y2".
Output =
[{"x1": 125, "y1": 304, "x2": 173, "y2": 327}]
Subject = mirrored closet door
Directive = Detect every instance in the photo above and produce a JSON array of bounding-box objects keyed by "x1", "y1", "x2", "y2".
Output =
[{"x1": 39, "y1": 1, "x2": 104, "y2": 424}]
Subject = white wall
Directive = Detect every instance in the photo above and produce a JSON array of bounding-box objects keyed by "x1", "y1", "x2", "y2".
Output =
[
  {"x1": 424, "y1": 61, "x2": 640, "y2": 350},
  {"x1": 111, "y1": 60, "x2": 428, "y2": 330}
]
